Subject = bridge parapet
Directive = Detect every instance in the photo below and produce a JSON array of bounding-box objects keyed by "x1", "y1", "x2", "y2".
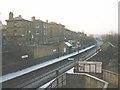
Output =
[{"x1": 45, "y1": 72, "x2": 108, "y2": 89}]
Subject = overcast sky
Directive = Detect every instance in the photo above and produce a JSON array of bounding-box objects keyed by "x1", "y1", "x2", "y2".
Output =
[{"x1": 0, "y1": 0, "x2": 119, "y2": 35}]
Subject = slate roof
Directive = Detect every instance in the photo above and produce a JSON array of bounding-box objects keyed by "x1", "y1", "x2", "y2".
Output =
[{"x1": 6, "y1": 16, "x2": 30, "y2": 21}]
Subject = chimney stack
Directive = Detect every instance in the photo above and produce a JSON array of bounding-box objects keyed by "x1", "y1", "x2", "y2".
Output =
[
  {"x1": 9, "y1": 12, "x2": 13, "y2": 19},
  {"x1": 31, "y1": 16, "x2": 35, "y2": 21},
  {"x1": 19, "y1": 15, "x2": 21, "y2": 17},
  {"x1": 46, "y1": 19, "x2": 48, "y2": 23}
]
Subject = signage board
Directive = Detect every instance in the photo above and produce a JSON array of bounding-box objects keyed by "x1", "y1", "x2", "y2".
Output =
[
  {"x1": 78, "y1": 61, "x2": 102, "y2": 73},
  {"x1": 64, "y1": 48, "x2": 66, "y2": 53},
  {"x1": 21, "y1": 55, "x2": 28, "y2": 59},
  {"x1": 68, "y1": 58, "x2": 74, "y2": 60}
]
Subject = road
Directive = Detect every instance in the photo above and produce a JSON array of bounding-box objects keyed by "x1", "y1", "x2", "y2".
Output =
[{"x1": 2, "y1": 45, "x2": 98, "y2": 88}]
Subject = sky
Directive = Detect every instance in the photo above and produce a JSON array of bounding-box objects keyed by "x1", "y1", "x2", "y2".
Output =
[{"x1": 0, "y1": 0, "x2": 119, "y2": 35}]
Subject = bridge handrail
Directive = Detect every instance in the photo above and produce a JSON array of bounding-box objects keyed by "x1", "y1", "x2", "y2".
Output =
[{"x1": 19, "y1": 62, "x2": 73, "y2": 88}]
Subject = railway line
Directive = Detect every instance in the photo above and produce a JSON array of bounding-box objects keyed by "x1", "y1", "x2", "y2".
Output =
[{"x1": 1, "y1": 44, "x2": 100, "y2": 88}]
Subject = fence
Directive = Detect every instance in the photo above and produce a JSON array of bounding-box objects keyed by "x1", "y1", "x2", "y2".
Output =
[
  {"x1": 14, "y1": 62, "x2": 74, "y2": 88},
  {"x1": 3, "y1": 52, "x2": 62, "y2": 75},
  {"x1": 45, "y1": 73, "x2": 108, "y2": 89},
  {"x1": 46, "y1": 73, "x2": 66, "y2": 88}
]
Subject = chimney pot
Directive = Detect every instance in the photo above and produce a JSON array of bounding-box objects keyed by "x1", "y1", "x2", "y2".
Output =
[
  {"x1": 31, "y1": 16, "x2": 35, "y2": 21},
  {"x1": 9, "y1": 12, "x2": 14, "y2": 19},
  {"x1": 46, "y1": 19, "x2": 48, "y2": 23}
]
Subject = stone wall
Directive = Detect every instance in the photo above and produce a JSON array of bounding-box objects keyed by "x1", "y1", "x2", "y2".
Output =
[
  {"x1": 32, "y1": 45, "x2": 58, "y2": 58},
  {"x1": 66, "y1": 73, "x2": 85, "y2": 88},
  {"x1": 85, "y1": 74, "x2": 105, "y2": 88},
  {"x1": 47, "y1": 73, "x2": 108, "y2": 89},
  {"x1": 103, "y1": 69, "x2": 119, "y2": 87}
]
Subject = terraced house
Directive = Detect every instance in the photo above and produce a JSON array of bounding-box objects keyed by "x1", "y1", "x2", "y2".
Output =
[
  {"x1": 5, "y1": 12, "x2": 84, "y2": 47},
  {"x1": 6, "y1": 12, "x2": 35, "y2": 46},
  {"x1": 2, "y1": 12, "x2": 93, "y2": 65}
]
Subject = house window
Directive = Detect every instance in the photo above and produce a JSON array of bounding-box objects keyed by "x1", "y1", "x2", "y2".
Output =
[
  {"x1": 32, "y1": 35, "x2": 34, "y2": 39},
  {"x1": 3, "y1": 30, "x2": 7, "y2": 36},
  {"x1": 29, "y1": 30, "x2": 31, "y2": 33},
  {"x1": 25, "y1": 30, "x2": 27, "y2": 36},
  {"x1": 44, "y1": 25, "x2": 45, "y2": 28},
  {"x1": 44, "y1": 30, "x2": 45, "y2": 35},
  {"x1": 13, "y1": 30, "x2": 17, "y2": 36},
  {"x1": 50, "y1": 28, "x2": 52, "y2": 38},
  {"x1": 21, "y1": 34, "x2": 24, "y2": 37},
  {"x1": 36, "y1": 25, "x2": 39, "y2": 28},
  {"x1": 14, "y1": 22, "x2": 16, "y2": 27},
  {"x1": 36, "y1": 31, "x2": 39, "y2": 35},
  {"x1": 3, "y1": 40, "x2": 6, "y2": 45},
  {"x1": 26, "y1": 38, "x2": 29, "y2": 45}
]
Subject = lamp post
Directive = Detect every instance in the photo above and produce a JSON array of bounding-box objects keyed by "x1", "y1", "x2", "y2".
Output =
[
  {"x1": 78, "y1": 41, "x2": 80, "y2": 59},
  {"x1": 77, "y1": 41, "x2": 80, "y2": 68}
]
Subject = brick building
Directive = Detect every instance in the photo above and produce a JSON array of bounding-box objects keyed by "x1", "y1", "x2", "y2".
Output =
[
  {"x1": 5, "y1": 12, "x2": 85, "y2": 47},
  {"x1": 31, "y1": 16, "x2": 46, "y2": 45},
  {"x1": 6, "y1": 12, "x2": 35, "y2": 47},
  {"x1": 2, "y1": 25, "x2": 7, "y2": 52},
  {"x1": 2, "y1": 12, "x2": 91, "y2": 62},
  {"x1": 47, "y1": 22, "x2": 65, "y2": 44},
  {"x1": 31, "y1": 16, "x2": 65, "y2": 45}
]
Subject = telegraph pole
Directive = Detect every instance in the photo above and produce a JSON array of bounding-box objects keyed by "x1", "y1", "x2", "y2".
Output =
[{"x1": 77, "y1": 40, "x2": 80, "y2": 68}]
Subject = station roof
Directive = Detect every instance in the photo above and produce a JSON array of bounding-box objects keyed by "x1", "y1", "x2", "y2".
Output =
[{"x1": 64, "y1": 42, "x2": 72, "y2": 47}]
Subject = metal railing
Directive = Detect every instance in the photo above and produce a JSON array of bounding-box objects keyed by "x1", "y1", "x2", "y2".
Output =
[
  {"x1": 45, "y1": 73, "x2": 108, "y2": 89},
  {"x1": 17, "y1": 62, "x2": 74, "y2": 88},
  {"x1": 46, "y1": 73, "x2": 66, "y2": 89}
]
